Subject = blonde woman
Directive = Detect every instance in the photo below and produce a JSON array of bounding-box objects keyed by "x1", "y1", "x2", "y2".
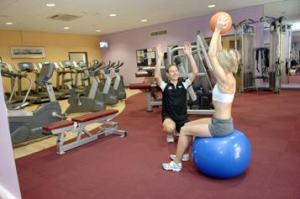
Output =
[{"x1": 162, "y1": 16, "x2": 240, "y2": 172}]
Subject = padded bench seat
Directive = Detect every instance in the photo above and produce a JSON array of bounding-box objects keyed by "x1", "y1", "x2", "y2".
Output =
[
  {"x1": 129, "y1": 83, "x2": 159, "y2": 90},
  {"x1": 43, "y1": 120, "x2": 74, "y2": 131},
  {"x1": 42, "y1": 109, "x2": 126, "y2": 155},
  {"x1": 72, "y1": 109, "x2": 118, "y2": 122},
  {"x1": 128, "y1": 83, "x2": 161, "y2": 112}
]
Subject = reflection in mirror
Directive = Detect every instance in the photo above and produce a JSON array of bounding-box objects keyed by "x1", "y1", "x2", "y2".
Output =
[
  {"x1": 289, "y1": 31, "x2": 300, "y2": 84},
  {"x1": 264, "y1": 0, "x2": 300, "y2": 88},
  {"x1": 136, "y1": 48, "x2": 156, "y2": 68}
]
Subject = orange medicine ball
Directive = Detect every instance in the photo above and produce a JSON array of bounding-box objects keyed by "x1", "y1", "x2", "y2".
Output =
[{"x1": 209, "y1": 12, "x2": 232, "y2": 34}]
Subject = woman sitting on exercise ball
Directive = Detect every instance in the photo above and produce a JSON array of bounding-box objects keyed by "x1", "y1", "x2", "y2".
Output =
[{"x1": 162, "y1": 13, "x2": 241, "y2": 172}]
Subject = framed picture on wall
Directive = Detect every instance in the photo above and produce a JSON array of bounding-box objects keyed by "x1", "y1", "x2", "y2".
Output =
[
  {"x1": 136, "y1": 48, "x2": 156, "y2": 67},
  {"x1": 10, "y1": 47, "x2": 46, "y2": 58}
]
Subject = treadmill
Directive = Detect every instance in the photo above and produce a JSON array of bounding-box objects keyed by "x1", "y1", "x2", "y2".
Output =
[
  {"x1": 17, "y1": 62, "x2": 50, "y2": 103},
  {"x1": 0, "y1": 62, "x2": 31, "y2": 109}
]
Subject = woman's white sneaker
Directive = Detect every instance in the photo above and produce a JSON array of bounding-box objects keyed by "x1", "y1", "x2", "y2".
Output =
[
  {"x1": 169, "y1": 153, "x2": 189, "y2": 161},
  {"x1": 162, "y1": 161, "x2": 182, "y2": 172}
]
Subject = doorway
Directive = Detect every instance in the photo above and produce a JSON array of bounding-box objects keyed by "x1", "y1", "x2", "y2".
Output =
[{"x1": 68, "y1": 52, "x2": 88, "y2": 64}]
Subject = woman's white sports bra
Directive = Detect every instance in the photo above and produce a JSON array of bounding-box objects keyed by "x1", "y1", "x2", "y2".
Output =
[{"x1": 212, "y1": 84, "x2": 235, "y2": 103}]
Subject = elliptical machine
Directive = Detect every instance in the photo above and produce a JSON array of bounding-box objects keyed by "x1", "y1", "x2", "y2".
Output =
[
  {"x1": 7, "y1": 63, "x2": 63, "y2": 144},
  {"x1": 112, "y1": 61, "x2": 126, "y2": 100},
  {"x1": 98, "y1": 61, "x2": 119, "y2": 105},
  {"x1": 63, "y1": 60, "x2": 106, "y2": 114}
]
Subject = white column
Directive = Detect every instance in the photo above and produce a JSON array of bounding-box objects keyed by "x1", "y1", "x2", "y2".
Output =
[{"x1": 0, "y1": 75, "x2": 22, "y2": 199}]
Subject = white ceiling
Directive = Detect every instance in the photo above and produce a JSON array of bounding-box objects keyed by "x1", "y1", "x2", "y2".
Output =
[
  {"x1": 264, "y1": 0, "x2": 300, "y2": 23},
  {"x1": 0, "y1": 0, "x2": 299, "y2": 35}
]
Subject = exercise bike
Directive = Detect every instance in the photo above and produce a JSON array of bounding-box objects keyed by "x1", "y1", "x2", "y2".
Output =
[{"x1": 7, "y1": 63, "x2": 63, "y2": 144}]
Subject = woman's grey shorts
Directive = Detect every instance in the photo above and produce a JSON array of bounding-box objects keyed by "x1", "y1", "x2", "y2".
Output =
[{"x1": 208, "y1": 117, "x2": 234, "y2": 137}]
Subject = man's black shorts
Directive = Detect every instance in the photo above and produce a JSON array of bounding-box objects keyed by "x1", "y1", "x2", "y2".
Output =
[{"x1": 162, "y1": 115, "x2": 188, "y2": 133}]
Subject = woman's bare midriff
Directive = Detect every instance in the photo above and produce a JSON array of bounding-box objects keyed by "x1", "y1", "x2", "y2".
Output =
[{"x1": 212, "y1": 101, "x2": 232, "y2": 119}]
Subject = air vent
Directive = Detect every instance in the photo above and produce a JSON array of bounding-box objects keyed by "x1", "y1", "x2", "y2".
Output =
[
  {"x1": 48, "y1": 14, "x2": 81, "y2": 21},
  {"x1": 150, "y1": 30, "x2": 167, "y2": 36}
]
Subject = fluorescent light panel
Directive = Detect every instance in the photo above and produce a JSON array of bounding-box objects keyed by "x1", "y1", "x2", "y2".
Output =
[
  {"x1": 46, "y1": 3, "x2": 56, "y2": 7},
  {"x1": 292, "y1": 22, "x2": 300, "y2": 31}
]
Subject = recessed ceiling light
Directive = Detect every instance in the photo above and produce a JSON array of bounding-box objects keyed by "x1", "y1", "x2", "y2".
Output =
[
  {"x1": 5, "y1": 22, "x2": 13, "y2": 25},
  {"x1": 46, "y1": 3, "x2": 56, "y2": 7},
  {"x1": 292, "y1": 22, "x2": 300, "y2": 31},
  {"x1": 64, "y1": 26, "x2": 70, "y2": 30},
  {"x1": 208, "y1": 4, "x2": 215, "y2": 8},
  {"x1": 141, "y1": 19, "x2": 148, "y2": 23},
  {"x1": 109, "y1": 13, "x2": 117, "y2": 17},
  {"x1": 96, "y1": 29, "x2": 101, "y2": 32}
]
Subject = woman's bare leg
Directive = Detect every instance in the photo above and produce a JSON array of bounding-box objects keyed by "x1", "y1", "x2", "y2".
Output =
[
  {"x1": 184, "y1": 117, "x2": 211, "y2": 126},
  {"x1": 174, "y1": 118, "x2": 212, "y2": 164}
]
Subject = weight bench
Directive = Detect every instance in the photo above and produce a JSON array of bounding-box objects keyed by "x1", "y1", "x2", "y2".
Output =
[
  {"x1": 43, "y1": 109, "x2": 127, "y2": 155},
  {"x1": 129, "y1": 83, "x2": 162, "y2": 112}
]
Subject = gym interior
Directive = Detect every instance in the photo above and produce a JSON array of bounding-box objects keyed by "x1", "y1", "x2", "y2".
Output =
[{"x1": 0, "y1": 0, "x2": 300, "y2": 198}]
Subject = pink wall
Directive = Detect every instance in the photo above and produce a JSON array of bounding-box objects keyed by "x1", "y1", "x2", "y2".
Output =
[
  {"x1": 0, "y1": 76, "x2": 22, "y2": 199},
  {"x1": 293, "y1": 35, "x2": 300, "y2": 50},
  {"x1": 101, "y1": 5, "x2": 264, "y2": 85},
  {"x1": 293, "y1": 35, "x2": 300, "y2": 43}
]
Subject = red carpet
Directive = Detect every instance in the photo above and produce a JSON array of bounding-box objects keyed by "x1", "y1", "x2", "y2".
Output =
[{"x1": 16, "y1": 91, "x2": 300, "y2": 199}]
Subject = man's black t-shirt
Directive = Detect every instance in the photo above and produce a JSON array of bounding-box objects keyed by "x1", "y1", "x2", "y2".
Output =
[
  {"x1": 159, "y1": 78, "x2": 192, "y2": 123},
  {"x1": 291, "y1": 60, "x2": 299, "y2": 69}
]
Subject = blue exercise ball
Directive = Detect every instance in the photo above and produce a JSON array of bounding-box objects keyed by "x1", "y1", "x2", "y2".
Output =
[{"x1": 192, "y1": 129, "x2": 251, "y2": 178}]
